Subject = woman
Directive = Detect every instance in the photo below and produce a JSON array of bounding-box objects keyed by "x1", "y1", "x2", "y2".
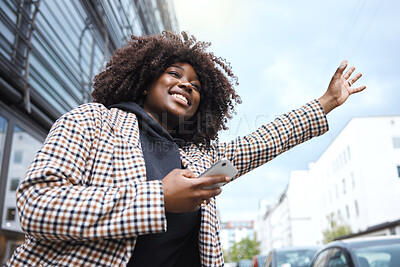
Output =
[{"x1": 6, "y1": 31, "x2": 365, "y2": 266}]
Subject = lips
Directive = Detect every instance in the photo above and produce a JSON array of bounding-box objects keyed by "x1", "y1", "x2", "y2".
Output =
[{"x1": 169, "y1": 90, "x2": 191, "y2": 106}]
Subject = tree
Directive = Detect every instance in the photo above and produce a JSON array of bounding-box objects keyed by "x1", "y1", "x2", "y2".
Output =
[
  {"x1": 322, "y1": 213, "x2": 352, "y2": 244},
  {"x1": 229, "y1": 237, "x2": 260, "y2": 263}
]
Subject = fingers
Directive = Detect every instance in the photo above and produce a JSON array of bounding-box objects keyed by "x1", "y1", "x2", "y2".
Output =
[
  {"x1": 342, "y1": 66, "x2": 355, "y2": 80},
  {"x1": 338, "y1": 59, "x2": 365, "y2": 90},
  {"x1": 162, "y1": 169, "x2": 228, "y2": 212},
  {"x1": 193, "y1": 175, "x2": 230, "y2": 208},
  {"x1": 347, "y1": 72, "x2": 362, "y2": 87},
  {"x1": 197, "y1": 175, "x2": 230, "y2": 189},
  {"x1": 349, "y1": 85, "x2": 367, "y2": 94},
  {"x1": 334, "y1": 60, "x2": 348, "y2": 77},
  {"x1": 181, "y1": 169, "x2": 197, "y2": 178},
  {"x1": 336, "y1": 60, "x2": 357, "y2": 81}
]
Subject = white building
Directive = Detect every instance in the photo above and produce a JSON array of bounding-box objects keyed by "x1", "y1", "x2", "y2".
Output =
[
  {"x1": 256, "y1": 171, "x2": 319, "y2": 254},
  {"x1": 256, "y1": 115, "x2": 400, "y2": 251},
  {"x1": 220, "y1": 221, "x2": 255, "y2": 252}
]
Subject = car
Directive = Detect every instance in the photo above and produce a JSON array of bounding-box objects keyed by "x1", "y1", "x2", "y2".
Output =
[
  {"x1": 263, "y1": 246, "x2": 321, "y2": 267},
  {"x1": 251, "y1": 254, "x2": 267, "y2": 267},
  {"x1": 238, "y1": 259, "x2": 253, "y2": 267},
  {"x1": 309, "y1": 236, "x2": 400, "y2": 267}
]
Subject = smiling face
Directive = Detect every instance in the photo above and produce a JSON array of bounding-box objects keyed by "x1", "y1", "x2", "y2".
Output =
[{"x1": 143, "y1": 62, "x2": 201, "y2": 131}]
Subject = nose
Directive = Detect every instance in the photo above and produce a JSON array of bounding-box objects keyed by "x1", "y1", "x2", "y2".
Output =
[{"x1": 178, "y1": 81, "x2": 193, "y2": 93}]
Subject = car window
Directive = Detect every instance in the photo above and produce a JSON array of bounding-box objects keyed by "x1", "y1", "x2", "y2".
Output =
[
  {"x1": 327, "y1": 248, "x2": 349, "y2": 267},
  {"x1": 311, "y1": 249, "x2": 330, "y2": 267},
  {"x1": 276, "y1": 248, "x2": 318, "y2": 267},
  {"x1": 353, "y1": 243, "x2": 400, "y2": 267},
  {"x1": 356, "y1": 253, "x2": 389, "y2": 267}
]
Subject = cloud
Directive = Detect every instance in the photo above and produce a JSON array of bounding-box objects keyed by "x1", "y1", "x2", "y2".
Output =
[
  {"x1": 217, "y1": 164, "x2": 290, "y2": 221},
  {"x1": 260, "y1": 56, "x2": 324, "y2": 109},
  {"x1": 173, "y1": 0, "x2": 254, "y2": 40},
  {"x1": 173, "y1": 0, "x2": 400, "y2": 223},
  {"x1": 359, "y1": 79, "x2": 384, "y2": 107}
]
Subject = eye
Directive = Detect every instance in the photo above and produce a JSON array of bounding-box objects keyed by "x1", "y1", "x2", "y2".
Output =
[
  {"x1": 191, "y1": 82, "x2": 201, "y2": 92},
  {"x1": 168, "y1": 71, "x2": 181, "y2": 78}
]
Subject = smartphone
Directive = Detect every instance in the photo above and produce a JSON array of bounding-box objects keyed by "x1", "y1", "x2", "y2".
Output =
[{"x1": 200, "y1": 159, "x2": 238, "y2": 189}]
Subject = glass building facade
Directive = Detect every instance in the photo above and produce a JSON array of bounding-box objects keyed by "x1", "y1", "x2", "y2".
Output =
[{"x1": 0, "y1": 0, "x2": 178, "y2": 263}]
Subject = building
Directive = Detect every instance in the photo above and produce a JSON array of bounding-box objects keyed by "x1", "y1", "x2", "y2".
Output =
[
  {"x1": 220, "y1": 220, "x2": 255, "y2": 253},
  {"x1": 256, "y1": 115, "x2": 400, "y2": 252},
  {"x1": 255, "y1": 171, "x2": 318, "y2": 254},
  {"x1": 0, "y1": 0, "x2": 178, "y2": 263}
]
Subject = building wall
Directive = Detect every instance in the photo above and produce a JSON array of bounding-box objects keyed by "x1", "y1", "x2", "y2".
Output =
[
  {"x1": 287, "y1": 170, "x2": 319, "y2": 246},
  {"x1": 256, "y1": 116, "x2": 400, "y2": 252},
  {"x1": 0, "y1": 0, "x2": 177, "y2": 263},
  {"x1": 220, "y1": 221, "x2": 255, "y2": 252},
  {"x1": 309, "y1": 116, "x2": 400, "y2": 241},
  {"x1": 254, "y1": 200, "x2": 272, "y2": 255},
  {"x1": 269, "y1": 193, "x2": 291, "y2": 248}
]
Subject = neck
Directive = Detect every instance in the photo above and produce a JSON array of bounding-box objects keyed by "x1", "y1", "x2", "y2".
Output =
[{"x1": 145, "y1": 112, "x2": 178, "y2": 133}]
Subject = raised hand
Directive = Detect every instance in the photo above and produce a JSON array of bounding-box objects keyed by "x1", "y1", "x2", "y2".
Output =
[{"x1": 318, "y1": 60, "x2": 366, "y2": 114}]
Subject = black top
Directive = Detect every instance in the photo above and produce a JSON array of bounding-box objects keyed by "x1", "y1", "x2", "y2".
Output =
[{"x1": 109, "y1": 102, "x2": 201, "y2": 267}]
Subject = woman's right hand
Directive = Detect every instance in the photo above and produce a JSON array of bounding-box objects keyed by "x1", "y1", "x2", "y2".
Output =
[{"x1": 161, "y1": 169, "x2": 230, "y2": 213}]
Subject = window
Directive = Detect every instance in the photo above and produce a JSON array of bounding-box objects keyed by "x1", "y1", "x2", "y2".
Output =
[
  {"x1": 0, "y1": 1, "x2": 17, "y2": 60},
  {"x1": 346, "y1": 205, "x2": 350, "y2": 219},
  {"x1": 9, "y1": 178, "x2": 19, "y2": 191},
  {"x1": 355, "y1": 200, "x2": 359, "y2": 217},
  {"x1": 6, "y1": 208, "x2": 16, "y2": 221},
  {"x1": 346, "y1": 146, "x2": 351, "y2": 163},
  {"x1": 0, "y1": 115, "x2": 7, "y2": 173},
  {"x1": 312, "y1": 249, "x2": 330, "y2": 267},
  {"x1": 327, "y1": 248, "x2": 349, "y2": 267},
  {"x1": 393, "y1": 137, "x2": 400, "y2": 148},
  {"x1": 342, "y1": 179, "x2": 346, "y2": 194},
  {"x1": 2, "y1": 125, "x2": 43, "y2": 232},
  {"x1": 13, "y1": 150, "x2": 23, "y2": 163},
  {"x1": 354, "y1": 244, "x2": 398, "y2": 267},
  {"x1": 397, "y1": 165, "x2": 400, "y2": 178}
]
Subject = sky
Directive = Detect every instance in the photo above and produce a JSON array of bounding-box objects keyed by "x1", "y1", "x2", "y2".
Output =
[{"x1": 173, "y1": 0, "x2": 400, "y2": 222}]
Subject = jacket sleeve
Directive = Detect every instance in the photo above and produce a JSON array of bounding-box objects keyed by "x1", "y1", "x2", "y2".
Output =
[
  {"x1": 16, "y1": 105, "x2": 166, "y2": 241},
  {"x1": 212, "y1": 100, "x2": 329, "y2": 178}
]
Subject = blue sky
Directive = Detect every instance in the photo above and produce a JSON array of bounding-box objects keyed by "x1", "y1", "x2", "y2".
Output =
[{"x1": 173, "y1": 0, "x2": 400, "y2": 221}]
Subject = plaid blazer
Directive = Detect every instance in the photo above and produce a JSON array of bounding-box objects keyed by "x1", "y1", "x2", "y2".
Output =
[{"x1": 6, "y1": 100, "x2": 328, "y2": 266}]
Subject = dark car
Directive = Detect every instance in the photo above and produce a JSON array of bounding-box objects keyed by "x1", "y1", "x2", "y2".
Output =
[
  {"x1": 309, "y1": 236, "x2": 400, "y2": 267},
  {"x1": 263, "y1": 246, "x2": 321, "y2": 267}
]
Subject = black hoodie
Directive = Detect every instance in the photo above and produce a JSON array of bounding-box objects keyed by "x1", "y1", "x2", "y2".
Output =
[{"x1": 109, "y1": 102, "x2": 201, "y2": 267}]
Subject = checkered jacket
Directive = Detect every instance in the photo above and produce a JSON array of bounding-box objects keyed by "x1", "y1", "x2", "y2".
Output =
[{"x1": 6, "y1": 100, "x2": 328, "y2": 266}]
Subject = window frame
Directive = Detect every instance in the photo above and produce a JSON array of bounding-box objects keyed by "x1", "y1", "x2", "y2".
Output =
[
  {"x1": 326, "y1": 247, "x2": 352, "y2": 267},
  {"x1": 310, "y1": 248, "x2": 332, "y2": 267},
  {"x1": 311, "y1": 246, "x2": 355, "y2": 267},
  {"x1": 0, "y1": 101, "x2": 46, "y2": 235}
]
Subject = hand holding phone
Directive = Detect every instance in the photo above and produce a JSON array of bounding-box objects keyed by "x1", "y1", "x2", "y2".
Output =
[{"x1": 200, "y1": 159, "x2": 238, "y2": 189}]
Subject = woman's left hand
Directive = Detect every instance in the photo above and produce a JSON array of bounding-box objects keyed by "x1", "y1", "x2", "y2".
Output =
[{"x1": 318, "y1": 60, "x2": 366, "y2": 114}]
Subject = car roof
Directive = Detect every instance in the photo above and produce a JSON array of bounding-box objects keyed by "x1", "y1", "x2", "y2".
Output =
[
  {"x1": 273, "y1": 246, "x2": 321, "y2": 252},
  {"x1": 324, "y1": 235, "x2": 400, "y2": 249}
]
